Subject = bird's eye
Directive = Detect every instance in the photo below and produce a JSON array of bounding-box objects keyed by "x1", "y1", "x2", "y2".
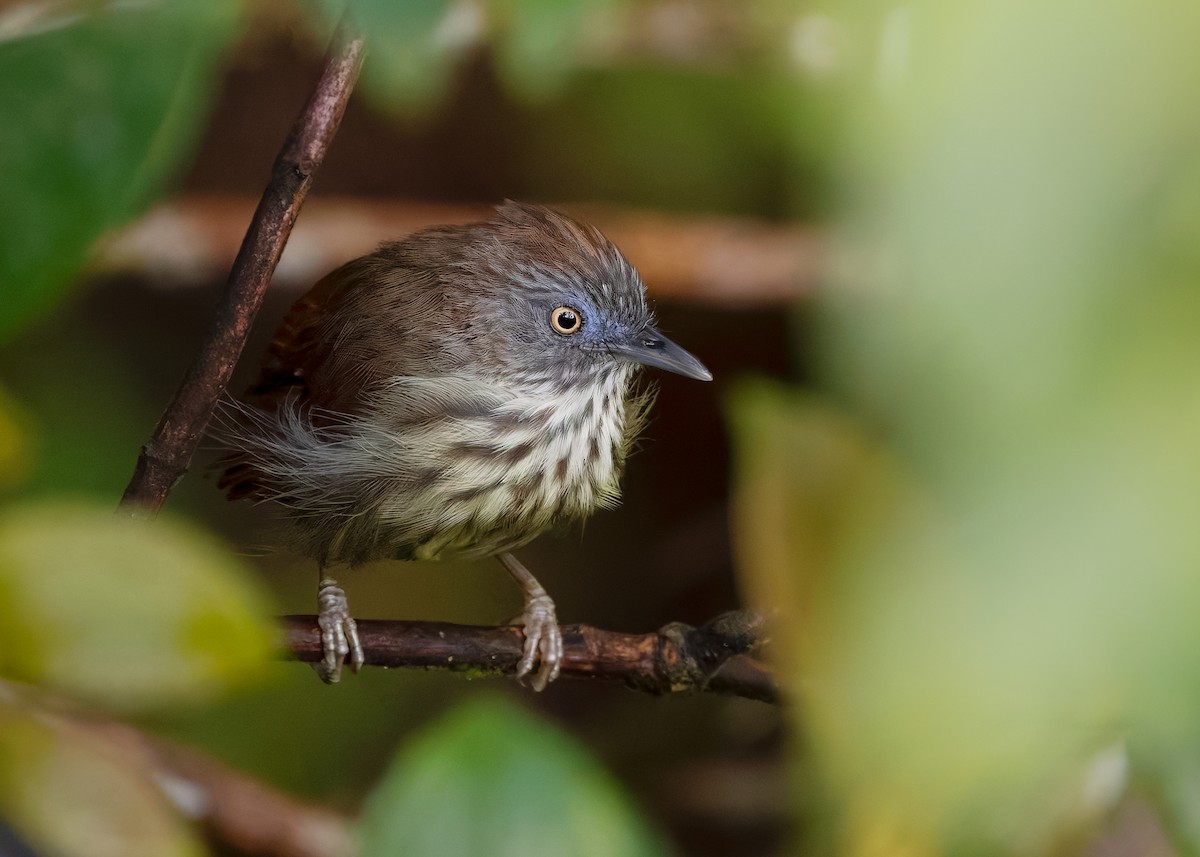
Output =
[{"x1": 550, "y1": 306, "x2": 582, "y2": 335}]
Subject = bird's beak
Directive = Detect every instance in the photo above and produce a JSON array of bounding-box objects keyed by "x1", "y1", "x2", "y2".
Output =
[{"x1": 613, "y1": 326, "x2": 713, "y2": 381}]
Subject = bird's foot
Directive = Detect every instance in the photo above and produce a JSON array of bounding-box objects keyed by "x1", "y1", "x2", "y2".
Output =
[
  {"x1": 515, "y1": 591, "x2": 563, "y2": 692},
  {"x1": 498, "y1": 552, "x2": 563, "y2": 691},
  {"x1": 315, "y1": 578, "x2": 363, "y2": 683}
]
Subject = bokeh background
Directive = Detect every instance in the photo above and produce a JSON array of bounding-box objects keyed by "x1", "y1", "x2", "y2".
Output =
[{"x1": 3, "y1": 1, "x2": 1200, "y2": 855}]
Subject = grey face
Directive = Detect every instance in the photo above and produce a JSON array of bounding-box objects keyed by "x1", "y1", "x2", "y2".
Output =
[
  {"x1": 492, "y1": 267, "x2": 710, "y2": 384},
  {"x1": 458, "y1": 201, "x2": 711, "y2": 385}
]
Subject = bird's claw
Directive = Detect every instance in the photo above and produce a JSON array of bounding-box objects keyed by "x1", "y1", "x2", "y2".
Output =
[
  {"x1": 515, "y1": 592, "x2": 562, "y2": 692},
  {"x1": 315, "y1": 579, "x2": 363, "y2": 683}
]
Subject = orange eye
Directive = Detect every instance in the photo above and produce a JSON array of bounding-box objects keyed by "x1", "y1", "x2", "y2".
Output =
[{"x1": 550, "y1": 306, "x2": 582, "y2": 335}]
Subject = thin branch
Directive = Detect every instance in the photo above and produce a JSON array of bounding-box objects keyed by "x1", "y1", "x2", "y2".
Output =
[
  {"x1": 132, "y1": 728, "x2": 356, "y2": 857},
  {"x1": 0, "y1": 677, "x2": 356, "y2": 857},
  {"x1": 68, "y1": 718, "x2": 356, "y2": 857},
  {"x1": 119, "y1": 23, "x2": 365, "y2": 515},
  {"x1": 707, "y1": 654, "x2": 779, "y2": 704},
  {"x1": 281, "y1": 611, "x2": 781, "y2": 704}
]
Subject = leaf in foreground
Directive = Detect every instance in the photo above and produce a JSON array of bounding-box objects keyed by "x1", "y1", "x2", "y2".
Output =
[
  {"x1": 0, "y1": 0, "x2": 239, "y2": 340},
  {"x1": 359, "y1": 697, "x2": 668, "y2": 857},
  {"x1": 0, "y1": 502, "x2": 275, "y2": 711}
]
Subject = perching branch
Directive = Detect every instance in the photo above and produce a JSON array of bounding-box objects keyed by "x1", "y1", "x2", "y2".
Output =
[
  {"x1": 282, "y1": 611, "x2": 780, "y2": 704},
  {"x1": 119, "y1": 22, "x2": 365, "y2": 515}
]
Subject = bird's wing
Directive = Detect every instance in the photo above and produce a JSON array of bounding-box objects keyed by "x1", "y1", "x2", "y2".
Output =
[
  {"x1": 249, "y1": 246, "x2": 461, "y2": 418},
  {"x1": 245, "y1": 264, "x2": 347, "y2": 411},
  {"x1": 218, "y1": 260, "x2": 370, "y2": 501}
]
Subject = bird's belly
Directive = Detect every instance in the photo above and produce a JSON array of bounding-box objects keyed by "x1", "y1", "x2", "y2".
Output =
[
  {"x1": 380, "y1": 388, "x2": 631, "y2": 562},
  {"x1": 410, "y1": 432, "x2": 623, "y2": 560}
]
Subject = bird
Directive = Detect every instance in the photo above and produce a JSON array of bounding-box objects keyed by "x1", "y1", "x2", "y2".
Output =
[{"x1": 216, "y1": 201, "x2": 712, "y2": 690}]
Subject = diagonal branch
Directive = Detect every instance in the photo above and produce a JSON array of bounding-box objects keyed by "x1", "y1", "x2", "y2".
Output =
[
  {"x1": 119, "y1": 22, "x2": 364, "y2": 516},
  {"x1": 281, "y1": 611, "x2": 781, "y2": 704},
  {"x1": 104, "y1": 723, "x2": 355, "y2": 857}
]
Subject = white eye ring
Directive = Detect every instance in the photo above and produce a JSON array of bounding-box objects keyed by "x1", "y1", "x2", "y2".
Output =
[{"x1": 550, "y1": 306, "x2": 582, "y2": 335}]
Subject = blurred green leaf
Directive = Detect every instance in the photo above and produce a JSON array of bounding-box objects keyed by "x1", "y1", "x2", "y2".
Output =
[
  {"x1": 741, "y1": 0, "x2": 1200, "y2": 851},
  {"x1": 314, "y1": 0, "x2": 469, "y2": 114},
  {"x1": 728, "y1": 381, "x2": 890, "y2": 686},
  {"x1": 326, "y1": 0, "x2": 615, "y2": 110},
  {"x1": 359, "y1": 697, "x2": 668, "y2": 857},
  {"x1": 0, "y1": 0, "x2": 240, "y2": 341},
  {"x1": 492, "y1": 0, "x2": 605, "y2": 101},
  {"x1": 1147, "y1": 744, "x2": 1200, "y2": 857},
  {"x1": 0, "y1": 308, "x2": 157, "y2": 499},
  {"x1": 519, "y1": 67, "x2": 793, "y2": 216},
  {"x1": 731, "y1": 383, "x2": 1112, "y2": 852},
  {"x1": 0, "y1": 503, "x2": 275, "y2": 711},
  {"x1": 0, "y1": 699, "x2": 206, "y2": 857}
]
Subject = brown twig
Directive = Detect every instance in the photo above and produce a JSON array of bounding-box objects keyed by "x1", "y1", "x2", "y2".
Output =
[
  {"x1": 63, "y1": 717, "x2": 356, "y2": 857},
  {"x1": 281, "y1": 611, "x2": 781, "y2": 704},
  {"x1": 118, "y1": 23, "x2": 365, "y2": 515},
  {"x1": 135, "y1": 730, "x2": 356, "y2": 857},
  {"x1": 0, "y1": 677, "x2": 356, "y2": 857}
]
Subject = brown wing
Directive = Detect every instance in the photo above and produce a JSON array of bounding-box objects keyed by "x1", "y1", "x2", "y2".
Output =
[
  {"x1": 217, "y1": 261, "x2": 367, "y2": 500},
  {"x1": 218, "y1": 231, "x2": 463, "y2": 501},
  {"x1": 245, "y1": 265, "x2": 347, "y2": 411}
]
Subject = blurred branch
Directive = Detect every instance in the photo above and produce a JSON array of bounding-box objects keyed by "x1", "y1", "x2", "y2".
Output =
[
  {"x1": 0, "y1": 677, "x2": 356, "y2": 857},
  {"x1": 87, "y1": 721, "x2": 355, "y2": 857},
  {"x1": 102, "y1": 196, "x2": 827, "y2": 306},
  {"x1": 281, "y1": 611, "x2": 781, "y2": 704},
  {"x1": 118, "y1": 22, "x2": 365, "y2": 515},
  {"x1": 707, "y1": 654, "x2": 779, "y2": 704}
]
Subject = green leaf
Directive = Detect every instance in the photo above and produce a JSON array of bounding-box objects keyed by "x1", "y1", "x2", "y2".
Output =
[
  {"x1": 1142, "y1": 744, "x2": 1200, "y2": 857},
  {"x1": 730, "y1": 383, "x2": 1111, "y2": 850},
  {"x1": 492, "y1": 0, "x2": 605, "y2": 101},
  {"x1": 313, "y1": 0, "x2": 468, "y2": 115},
  {"x1": 739, "y1": 0, "x2": 1200, "y2": 851},
  {"x1": 517, "y1": 68, "x2": 793, "y2": 216},
  {"x1": 0, "y1": 0, "x2": 240, "y2": 340},
  {"x1": 0, "y1": 309, "x2": 158, "y2": 499},
  {"x1": 728, "y1": 381, "x2": 902, "y2": 690},
  {"x1": 359, "y1": 698, "x2": 668, "y2": 857},
  {"x1": 0, "y1": 503, "x2": 276, "y2": 711},
  {"x1": 0, "y1": 699, "x2": 207, "y2": 857}
]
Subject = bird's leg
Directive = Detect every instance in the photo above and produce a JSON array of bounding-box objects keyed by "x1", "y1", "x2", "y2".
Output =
[
  {"x1": 314, "y1": 573, "x2": 363, "y2": 683},
  {"x1": 497, "y1": 552, "x2": 563, "y2": 691}
]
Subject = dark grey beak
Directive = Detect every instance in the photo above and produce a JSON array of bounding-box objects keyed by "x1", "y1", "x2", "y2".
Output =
[{"x1": 614, "y1": 326, "x2": 713, "y2": 381}]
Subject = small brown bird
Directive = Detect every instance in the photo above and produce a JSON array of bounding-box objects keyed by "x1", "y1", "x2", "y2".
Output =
[{"x1": 218, "y1": 201, "x2": 711, "y2": 689}]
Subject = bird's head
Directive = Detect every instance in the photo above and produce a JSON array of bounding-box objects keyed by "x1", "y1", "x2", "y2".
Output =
[{"x1": 461, "y1": 201, "x2": 712, "y2": 389}]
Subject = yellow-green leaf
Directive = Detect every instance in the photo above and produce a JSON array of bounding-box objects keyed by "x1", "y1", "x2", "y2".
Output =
[
  {"x1": 742, "y1": 0, "x2": 1200, "y2": 851},
  {"x1": 0, "y1": 503, "x2": 275, "y2": 711}
]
